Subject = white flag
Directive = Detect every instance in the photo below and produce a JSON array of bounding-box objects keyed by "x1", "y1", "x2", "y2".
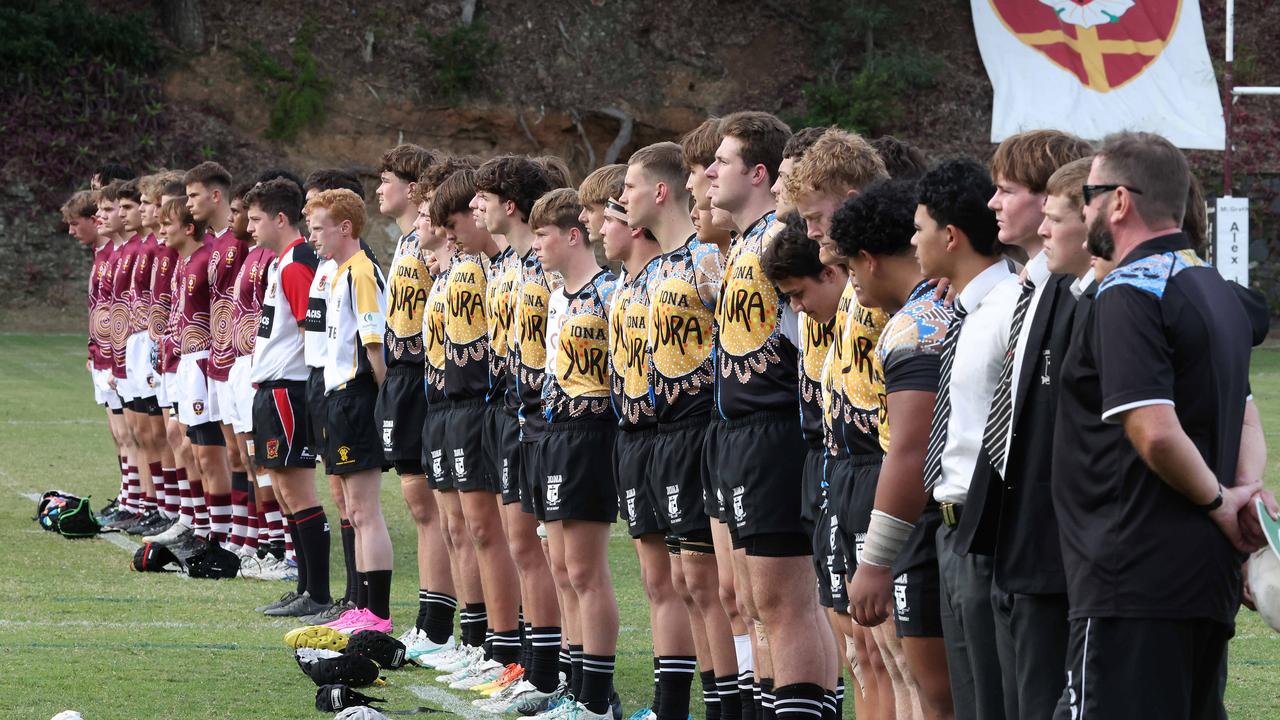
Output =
[{"x1": 971, "y1": 0, "x2": 1225, "y2": 150}]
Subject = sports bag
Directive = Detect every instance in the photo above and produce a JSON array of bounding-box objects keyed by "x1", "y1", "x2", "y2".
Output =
[{"x1": 36, "y1": 491, "x2": 101, "y2": 538}]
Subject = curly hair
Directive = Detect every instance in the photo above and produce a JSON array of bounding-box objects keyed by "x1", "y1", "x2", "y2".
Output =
[
  {"x1": 413, "y1": 155, "x2": 479, "y2": 204},
  {"x1": 244, "y1": 178, "x2": 304, "y2": 224},
  {"x1": 870, "y1": 136, "x2": 929, "y2": 181},
  {"x1": 61, "y1": 190, "x2": 96, "y2": 222},
  {"x1": 916, "y1": 159, "x2": 1000, "y2": 257},
  {"x1": 787, "y1": 128, "x2": 887, "y2": 201},
  {"x1": 533, "y1": 155, "x2": 574, "y2": 188},
  {"x1": 829, "y1": 179, "x2": 918, "y2": 259},
  {"x1": 783, "y1": 126, "x2": 828, "y2": 161},
  {"x1": 761, "y1": 212, "x2": 824, "y2": 282},
  {"x1": 380, "y1": 144, "x2": 442, "y2": 184},
  {"x1": 474, "y1": 155, "x2": 552, "y2": 224},
  {"x1": 304, "y1": 189, "x2": 366, "y2": 239}
]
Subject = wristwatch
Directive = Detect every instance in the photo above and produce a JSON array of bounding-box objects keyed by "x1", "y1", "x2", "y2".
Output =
[{"x1": 1197, "y1": 485, "x2": 1224, "y2": 513}]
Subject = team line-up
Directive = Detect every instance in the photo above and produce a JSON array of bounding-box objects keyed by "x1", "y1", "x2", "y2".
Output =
[{"x1": 65, "y1": 113, "x2": 1277, "y2": 720}]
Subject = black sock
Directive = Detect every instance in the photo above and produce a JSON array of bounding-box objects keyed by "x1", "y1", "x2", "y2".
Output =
[
  {"x1": 740, "y1": 672, "x2": 756, "y2": 720},
  {"x1": 356, "y1": 572, "x2": 368, "y2": 609},
  {"x1": 492, "y1": 628, "x2": 521, "y2": 666},
  {"x1": 285, "y1": 514, "x2": 306, "y2": 595},
  {"x1": 718, "y1": 675, "x2": 742, "y2": 720},
  {"x1": 701, "y1": 670, "x2": 721, "y2": 720},
  {"x1": 365, "y1": 569, "x2": 392, "y2": 620},
  {"x1": 293, "y1": 506, "x2": 331, "y2": 604},
  {"x1": 569, "y1": 644, "x2": 585, "y2": 698},
  {"x1": 773, "y1": 683, "x2": 824, "y2": 720},
  {"x1": 421, "y1": 591, "x2": 458, "y2": 644},
  {"x1": 559, "y1": 647, "x2": 573, "y2": 685},
  {"x1": 483, "y1": 628, "x2": 494, "y2": 660},
  {"x1": 416, "y1": 589, "x2": 431, "y2": 630},
  {"x1": 652, "y1": 657, "x2": 662, "y2": 710},
  {"x1": 834, "y1": 677, "x2": 844, "y2": 720},
  {"x1": 761, "y1": 679, "x2": 775, "y2": 720},
  {"x1": 340, "y1": 519, "x2": 356, "y2": 603},
  {"x1": 822, "y1": 687, "x2": 836, "y2": 720},
  {"x1": 461, "y1": 603, "x2": 487, "y2": 648},
  {"x1": 521, "y1": 621, "x2": 532, "y2": 669},
  {"x1": 656, "y1": 656, "x2": 697, "y2": 720},
  {"x1": 581, "y1": 654, "x2": 616, "y2": 715},
  {"x1": 530, "y1": 626, "x2": 562, "y2": 693}
]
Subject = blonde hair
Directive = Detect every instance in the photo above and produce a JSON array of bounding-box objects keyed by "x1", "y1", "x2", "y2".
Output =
[
  {"x1": 529, "y1": 188, "x2": 587, "y2": 237},
  {"x1": 578, "y1": 164, "x2": 626, "y2": 207},
  {"x1": 304, "y1": 189, "x2": 366, "y2": 238},
  {"x1": 787, "y1": 128, "x2": 888, "y2": 201},
  {"x1": 1044, "y1": 157, "x2": 1093, "y2": 217}
]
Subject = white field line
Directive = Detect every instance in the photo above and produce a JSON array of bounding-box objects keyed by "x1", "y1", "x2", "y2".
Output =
[
  {"x1": 0, "y1": 618, "x2": 209, "y2": 629},
  {"x1": 20, "y1": 490, "x2": 140, "y2": 553},
  {"x1": 406, "y1": 682, "x2": 490, "y2": 720}
]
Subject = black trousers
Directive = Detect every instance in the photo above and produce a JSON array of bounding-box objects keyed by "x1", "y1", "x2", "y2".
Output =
[
  {"x1": 936, "y1": 522, "x2": 1007, "y2": 720},
  {"x1": 991, "y1": 589, "x2": 1069, "y2": 720}
]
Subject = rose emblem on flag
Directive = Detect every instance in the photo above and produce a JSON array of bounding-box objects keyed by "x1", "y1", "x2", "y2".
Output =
[{"x1": 988, "y1": 0, "x2": 1182, "y2": 92}]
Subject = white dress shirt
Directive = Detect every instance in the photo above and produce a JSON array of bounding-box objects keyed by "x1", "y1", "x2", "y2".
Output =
[
  {"x1": 933, "y1": 260, "x2": 1021, "y2": 505},
  {"x1": 1070, "y1": 268, "x2": 1097, "y2": 299}
]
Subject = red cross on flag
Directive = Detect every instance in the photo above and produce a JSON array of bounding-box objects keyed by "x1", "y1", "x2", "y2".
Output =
[{"x1": 972, "y1": 0, "x2": 1225, "y2": 149}]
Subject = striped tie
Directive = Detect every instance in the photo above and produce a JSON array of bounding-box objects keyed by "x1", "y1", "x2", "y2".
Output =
[
  {"x1": 922, "y1": 298, "x2": 968, "y2": 495},
  {"x1": 982, "y1": 278, "x2": 1037, "y2": 477}
]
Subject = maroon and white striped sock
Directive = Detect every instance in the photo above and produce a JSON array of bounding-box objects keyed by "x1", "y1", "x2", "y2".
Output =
[
  {"x1": 189, "y1": 479, "x2": 209, "y2": 537},
  {"x1": 147, "y1": 461, "x2": 165, "y2": 514},
  {"x1": 208, "y1": 492, "x2": 232, "y2": 544},
  {"x1": 125, "y1": 465, "x2": 142, "y2": 513},
  {"x1": 162, "y1": 467, "x2": 180, "y2": 517},
  {"x1": 229, "y1": 472, "x2": 249, "y2": 548},
  {"x1": 118, "y1": 456, "x2": 129, "y2": 504},
  {"x1": 176, "y1": 467, "x2": 195, "y2": 525}
]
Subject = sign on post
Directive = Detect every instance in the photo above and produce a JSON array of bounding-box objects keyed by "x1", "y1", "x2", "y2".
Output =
[{"x1": 1210, "y1": 197, "x2": 1250, "y2": 286}]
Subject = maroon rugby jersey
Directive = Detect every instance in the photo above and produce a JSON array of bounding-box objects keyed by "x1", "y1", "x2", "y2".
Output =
[
  {"x1": 176, "y1": 243, "x2": 216, "y2": 355},
  {"x1": 158, "y1": 255, "x2": 184, "y2": 375},
  {"x1": 149, "y1": 237, "x2": 179, "y2": 351},
  {"x1": 109, "y1": 234, "x2": 144, "y2": 379},
  {"x1": 205, "y1": 228, "x2": 248, "y2": 380},
  {"x1": 89, "y1": 241, "x2": 115, "y2": 370},
  {"x1": 230, "y1": 244, "x2": 275, "y2": 358},
  {"x1": 127, "y1": 233, "x2": 161, "y2": 336}
]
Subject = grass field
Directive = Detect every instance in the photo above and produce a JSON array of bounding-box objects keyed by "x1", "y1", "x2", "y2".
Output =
[{"x1": 1, "y1": 332, "x2": 1277, "y2": 719}]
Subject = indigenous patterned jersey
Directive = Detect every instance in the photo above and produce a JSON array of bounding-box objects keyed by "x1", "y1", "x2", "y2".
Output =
[
  {"x1": 324, "y1": 250, "x2": 387, "y2": 393},
  {"x1": 206, "y1": 228, "x2": 248, "y2": 381},
  {"x1": 89, "y1": 241, "x2": 115, "y2": 370},
  {"x1": 174, "y1": 243, "x2": 215, "y2": 355},
  {"x1": 304, "y1": 259, "x2": 337, "y2": 368},
  {"x1": 157, "y1": 255, "x2": 183, "y2": 374},
  {"x1": 148, "y1": 238, "x2": 178, "y2": 348},
  {"x1": 873, "y1": 280, "x2": 950, "y2": 453},
  {"x1": 828, "y1": 281, "x2": 888, "y2": 457},
  {"x1": 799, "y1": 312, "x2": 838, "y2": 449},
  {"x1": 384, "y1": 232, "x2": 431, "y2": 367},
  {"x1": 648, "y1": 235, "x2": 721, "y2": 423},
  {"x1": 109, "y1": 235, "x2": 143, "y2": 378},
  {"x1": 510, "y1": 251, "x2": 563, "y2": 440},
  {"x1": 715, "y1": 213, "x2": 801, "y2": 418},
  {"x1": 230, "y1": 244, "x2": 275, "y2": 358},
  {"x1": 423, "y1": 271, "x2": 449, "y2": 404},
  {"x1": 127, "y1": 234, "x2": 160, "y2": 336},
  {"x1": 443, "y1": 252, "x2": 491, "y2": 401},
  {"x1": 610, "y1": 257, "x2": 662, "y2": 430},
  {"x1": 486, "y1": 246, "x2": 519, "y2": 406},
  {"x1": 544, "y1": 270, "x2": 616, "y2": 424},
  {"x1": 251, "y1": 238, "x2": 318, "y2": 383}
]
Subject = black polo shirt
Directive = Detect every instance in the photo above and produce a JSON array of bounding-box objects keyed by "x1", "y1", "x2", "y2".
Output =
[{"x1": 1053, "y1": 231, "x2": 1252, "y2": 626}]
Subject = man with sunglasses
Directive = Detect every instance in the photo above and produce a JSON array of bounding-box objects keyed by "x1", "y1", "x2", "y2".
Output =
[{"x1": 1053, "y1": 131, "x2": 1273, "y2": 719}]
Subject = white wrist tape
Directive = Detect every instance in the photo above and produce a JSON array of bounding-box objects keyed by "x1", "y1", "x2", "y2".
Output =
[{"x1": 860, "y1": 510, "x2": 914, "y2": 568}]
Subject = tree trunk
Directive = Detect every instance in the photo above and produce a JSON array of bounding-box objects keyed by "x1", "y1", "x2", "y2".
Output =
[{"x1": 156, "y1": 0, "x2": 204, "y2": 52}]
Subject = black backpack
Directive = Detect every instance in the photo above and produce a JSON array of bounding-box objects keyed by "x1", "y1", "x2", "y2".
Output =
[
  {"x1": 185, "y1": 542, "x2": 240, "y2": 579},
  {"x1": 35, "y1": 491, "x2": 101, "y2": 539}
]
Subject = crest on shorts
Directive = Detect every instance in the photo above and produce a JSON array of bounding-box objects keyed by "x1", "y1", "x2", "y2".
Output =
[
  {"x1": 732, "y1": 486, "x2": 746, "y2": 523},
  {"x1": 625, "y1": 488, "x2": 637, "y2": 524},
  {"x1": 989, "y1": 0, "x2": 1180, "y2": 92},
  {"x1": 382, "y1": 421, "x2": 394, "y2": 451},
  {"x1": 666, "y1": 484, "x2": 680, "y2": 521},
  {"x1": 545, "y1": 474, "x2": 562, "y2": 509},
  {"x1": 266, "y1": 439, "x2": 280, "y2": 459},
  {"x1": 338, "y1": 445, "x2": 352, "y2": 463},
  {"x1": 894, "y1": 574, "x2": 910, "y2": 618},
  {"x1": 192, "y1": 400, "x2": 205, "y2": 416},
  {"x1": 147, "y1": 375, "x2": 157, "y2": 388}
]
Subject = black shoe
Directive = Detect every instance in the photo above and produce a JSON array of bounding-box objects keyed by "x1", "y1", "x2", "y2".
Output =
[
  {"x1": 172, "y1": 535, "x2": 208, "y2": 562},
  {"x1": 103, "y1": 510, "x2": 142, "y2": 531},
  {"x1": 125, "y1": 510, "x2": 161, "y2": 535},
  {"x1": 135, "y1": 512, "x2": 173, "y2": 536},
  {"x1": 97, "y1": 499, "x2": 124, "y2": 524},
  {"x1": 610, "y1": 689, "x2": 622, "y2": 720}
]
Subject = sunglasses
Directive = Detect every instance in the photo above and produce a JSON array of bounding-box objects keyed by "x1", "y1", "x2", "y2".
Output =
[{"x1": 1082, "y1": 184, "x2": 1143, "y2": 205}]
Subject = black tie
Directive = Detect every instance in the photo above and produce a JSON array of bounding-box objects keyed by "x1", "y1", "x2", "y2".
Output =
[
  {"x1": 922, "y1": 298, "x2": 967, "y2": 495},
  {"x1": 982, "y1": 278, "x2": 1037, "y2": 476}
]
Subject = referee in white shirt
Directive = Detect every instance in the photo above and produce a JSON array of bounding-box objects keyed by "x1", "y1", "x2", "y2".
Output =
[{"x1": 910, "y1": 159, "x2": 1019, "y2": 720}]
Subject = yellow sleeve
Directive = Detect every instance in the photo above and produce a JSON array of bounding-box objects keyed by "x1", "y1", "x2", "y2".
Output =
[{"x1": 351, "y1": 260, "x2": 386, "y2": 346}]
